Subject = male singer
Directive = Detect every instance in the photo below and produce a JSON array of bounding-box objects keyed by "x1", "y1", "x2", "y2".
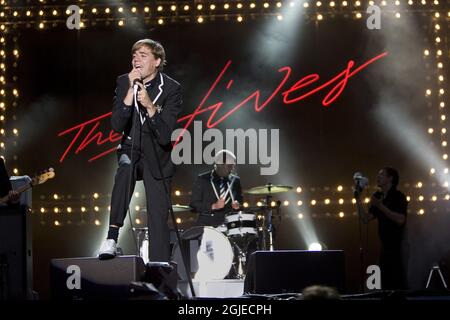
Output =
[{"x1": 98, "y1": 39, "x2": 182, "y2": 261}]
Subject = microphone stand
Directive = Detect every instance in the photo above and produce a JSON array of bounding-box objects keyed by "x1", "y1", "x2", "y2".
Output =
[
  {"x1": 143, "y1": 108, "x2": 196, "y2": 298},
  {"x1": 354, "y1": 187, "x2": 365, "y2": 293}
]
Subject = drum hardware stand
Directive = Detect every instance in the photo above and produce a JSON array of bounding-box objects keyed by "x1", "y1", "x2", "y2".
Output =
[
  {"x1": 263, "y1": 185, "x2": 275, "y2": 251},
  {"x1": 231, "y1": 241, "x2": 246, "y2": 279}
]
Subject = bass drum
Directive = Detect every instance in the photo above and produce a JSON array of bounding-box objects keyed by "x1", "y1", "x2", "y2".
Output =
[{"x1": 171, "y1": 226, "x2": 234, "y2": 281}]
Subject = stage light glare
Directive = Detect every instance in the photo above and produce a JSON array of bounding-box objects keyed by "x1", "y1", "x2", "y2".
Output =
[
  {"x1": 93, "y1": 192, "x2": 99, "y2": 199},
  {"x1": 352, "y1": 199, "x2": 357, "y2": 204},
  {"x1": 324, "y1": 199, "x2": 330, "y2": 205},
  {"x1": 81, "y1": 207, "x2": 86, "y2": 213},
  {"x1": 144, "y1": 7, "x2": 150, "y2": 13},
  {"x1": 428, "y1": 128, "x2": 434, "y2": 134},
  {"x1": 135, "y1": 192, "x2": 139, "y2": 197},
  {"x1": 437, "y1": 50, "x2": 442, "y2": 56},
  {"x1": 355, "y1": 1, "x2": 361, "y2": 6},
  {"x1": 95, "y1": 219, "x2": 101, "y2": 226},
  {"x1": 442, "y1": 128, "x2": 447, "y2": 134},
  {"x1": 170, "y1": 5, "x2": 176, "y2": 11},
  {"x1": 296, "y1": 187, "x2": 302, "y2": 193},
  {"x1": 53, "y1": 193, "x2": 58, "y2": 200},
  {"x1": 243, "y1": 202, "x2": 249, "y2": 208},
  {"x1": 417, "y1": 182, "x2": 423, "y2": 188},
  {"x1": 264, "y1": 3, "x2": 270, "y2": 8},
  {"x1": 439, "y1": 89, "x2": 444, "y2": 95},
  {"x1": 330, "y1": 1, "x2": 336, "y2": 6},
  {"x1": 54, "y1": 220, "x2": 60, "y2": 226},
  {"x1": 381, "y1": 0, "x2": 386, "y2": 5},
  {"x1": 308, "y1": 242, "x2": 323, "y2": 251},
  {"x1": 197, "y1": 16, "x2": 204, "y2": 23},
  {"x1": 418, "y1": 195, "x2": 424, "y2": 201},
  {"x1": 135, "y1": 205, "x2": 140, "y2": 211},
  {"x1": 298, "y1": 213, "x2": 304, "y2": 219},
  {"x1": 304, "y1": 2, "x2": 309, "y2": 7},
  {"x1": 131, "y1": 7, "x2": 137, "y2": 13},
  {"x1": 158, "y1": 18, "x2": 164, "y2": 25},
  {"x1": 276, "y1": 2, "x2": 282, "y2": 8},
  {"x1": 54, "y1": 207, "x2": 59, "y2": 213},
  {"x1": 210, "y1": 4, "x2": 216, "y2": 10},
  {"x1": 40, "y1": 207, "x2": 45, "y2": 213},
  {"x1": 443, "y1": 141, "x2": 448, "y2": 147},
  {"x1": 356, "y1": 12, "x2": 362, "y2": 19},
  {"x1": 342, "y1": 1, "x2": 348, "y2": 6},
  {"x1": 67, "y1": 207, "x2": 72, "y2": 213},
  {"x1": 443, "y1": 154, "x2": 448, "y2": 160},
  {"x1": 284, "y1": 200, "x2": 289, "y2": 206},
  {"x1": 175, "y1": 190, "x2": 181, "y2": 196},
  {"x1": 424, "y1": 49, "x2": 429, "y2": 56},
  {"x1": 311, "y1": 200, "x2": 317, "y2": 206},
  {"x1": 430, "y1": 168, "x2": 436, "y2": 174},
  {"x1": 444, "y1": 168, "x2": 449, "y2": 173},
  {"x1": 224, "y1": 3, "x2": 230, "y2": 9},
  {"x1": 418, "y1": 209, "x2": 424, "y2": 215},
  {"x1": 157, "y1": 6, "x2": 163, "y2": 12},
  {"x1": 118, "y1": 7, "x2": 123, "y2": 13},
  {"x1": 395, "y1": 12, "x2": 401, "y2": 18},
  {"x1": 176, "y1": 218, "x2": 182, "y2": 224},
  {"x1": 135, "y1": 218, "x2": 141, "y2": 224},
  {"x1": 431, "y1": 196, "x2": 437, "y2": 201},
  {"x1": 316, "y1": 1, "x2": 322, "y2": 7},
  {"x1": 446, "y1": 194, "x2": 450, "y2": 200},
  {"x1": 438, "y1": 63, "x2": 443, "y2": 68},
  {"x1": 339, "y1": 199, "x2": 344, "y2": 204},
  {"x1": 435, "y1": 37, "x2": 441, "y2": 43},
  {"x1": 277, "y1": 14, "x2": 283, "y2": 21},
  {"x1": 441, "y1": 114, "x2": 446, "y2": 120},
  {"x1": 317, "y1": 14, "x2": 323, "y2": 20},
  {"x1": 297, "y1": 200, "x2": 303, "y2": 206},
  {"x1": 237, "y1": 16, "x2": 243, "y2": 22},
  {"x1": 426, "y1": 89, "x2": 431, "y2": 96},
  {"x1": 406, "y1": 196, "x2": 411, "y2": 201},
  {"x1": 339, "y1": 212, "x2": 344, "y2": 218},
  {"x1": 337, "y1": 185, "x2": 343, "y2": 192}
]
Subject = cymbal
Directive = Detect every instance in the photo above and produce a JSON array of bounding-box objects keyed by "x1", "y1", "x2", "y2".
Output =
[
  {"x1": 172, "y1": 205, "x2": 192, "y2": 212},
  {"x1": 245, "y1": 184, "x2": 293, "y2": 195}
]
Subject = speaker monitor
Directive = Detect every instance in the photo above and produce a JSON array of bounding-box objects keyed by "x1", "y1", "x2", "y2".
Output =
[
  {"x1": 244, "y1": 250, "x2": 345, "y2": 294},
  {"x1": 0, "y1": 205, "x2": 33, "y2": 299},
  {"x1": 50, "y1": 255, "x2": 146, "y2": 300}
]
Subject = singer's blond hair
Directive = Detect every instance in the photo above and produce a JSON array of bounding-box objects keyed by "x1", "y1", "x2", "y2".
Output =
[{"x1": 131, "y1": 39, "x2": 166, "y2": 72}]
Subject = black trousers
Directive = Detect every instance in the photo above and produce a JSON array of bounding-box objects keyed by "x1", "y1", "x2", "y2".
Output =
[
  {"x1": 109, "y1": 150, "x2": 171, "y2": 262},
  {"x1": 380, "y1": 246, "x2": 407, "y2": 290}
]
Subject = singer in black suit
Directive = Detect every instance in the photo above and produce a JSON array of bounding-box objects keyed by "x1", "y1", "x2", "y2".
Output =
[
  {"x1": 190, "y1": 150, "x2": 243, "y2": 227},
  {"x1": 98, "y1": 39, "x2": 182, "y2": 261}
]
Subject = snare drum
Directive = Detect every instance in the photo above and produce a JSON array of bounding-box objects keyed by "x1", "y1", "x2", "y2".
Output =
[
  {"x1": 225, "y1": 211, "x2": 258, "y2": 237},
  {"x1": 171, "y1": 226, "x2": 234, "y2": 281}
]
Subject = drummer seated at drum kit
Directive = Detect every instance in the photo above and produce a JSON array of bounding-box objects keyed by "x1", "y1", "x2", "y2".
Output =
[{"x1": 189, "y1": 149, "x2": 243, "y2": 228}]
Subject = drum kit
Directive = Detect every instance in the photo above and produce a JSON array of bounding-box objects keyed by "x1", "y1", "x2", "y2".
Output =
[{"x1": 170, "y1": 183, "x2": 293, "y2": 282}]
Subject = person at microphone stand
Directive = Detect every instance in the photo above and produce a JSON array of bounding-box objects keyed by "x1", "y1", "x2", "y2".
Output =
[
  {"x1": 355, "y1": 167, "x2": 408, "y2": 290},
  {"x1": 98, "y1": 39, "x2": 182, "y2": 261}
]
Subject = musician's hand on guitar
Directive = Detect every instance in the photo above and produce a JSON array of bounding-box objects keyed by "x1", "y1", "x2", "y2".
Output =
[
  {"x1": 8, "y1": 190, "x2": 19, "y2": 203},
  {"x1": 212, "y1": 198, "x2": 225, "y2": 210},
  {"x1": 232, "y1": 201, "x2": 240, "y2": 210}
]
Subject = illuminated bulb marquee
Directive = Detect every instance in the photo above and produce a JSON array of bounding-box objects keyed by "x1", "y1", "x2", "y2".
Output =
[{"x1": 0, "y1": 0, "x2": 448, "y2": 219}]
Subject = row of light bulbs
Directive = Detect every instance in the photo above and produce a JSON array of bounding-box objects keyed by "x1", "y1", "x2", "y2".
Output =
[
  {"x1": 37, "y1": 192, "x2": 450, "y2": 215},
  {"x1": 47, "y1": 204, "x2": 436, "y2": 227}
]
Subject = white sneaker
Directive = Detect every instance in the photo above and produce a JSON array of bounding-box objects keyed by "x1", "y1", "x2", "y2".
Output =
[{"x1": 98, "y1": 239, "x2": 117, "y2": 259}]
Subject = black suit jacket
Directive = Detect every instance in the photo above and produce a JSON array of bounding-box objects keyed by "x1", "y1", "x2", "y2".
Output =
[
  {"x1": 111, "y1": 72, "x2": 182, "y2": 179},
  {"x1": 190, "y1": 170, "x2": 243, "y2": 224}
]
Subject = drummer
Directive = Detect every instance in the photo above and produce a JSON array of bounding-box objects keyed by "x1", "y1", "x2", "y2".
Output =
[{"x1": 190, "y1": 149, "x2": 243, "y2": 228}]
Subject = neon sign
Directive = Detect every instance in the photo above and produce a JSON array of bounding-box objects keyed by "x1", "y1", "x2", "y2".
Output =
[{"x1": 58, "y1": 52, "x2": 388, "y2": 163}]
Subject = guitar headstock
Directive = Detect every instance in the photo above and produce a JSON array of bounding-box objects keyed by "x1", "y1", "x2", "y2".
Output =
[{"x1": 31, "y1": 168, "x2": 55, "y2": 186}]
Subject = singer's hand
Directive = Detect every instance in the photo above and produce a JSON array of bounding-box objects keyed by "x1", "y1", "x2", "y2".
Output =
[
  {"x1": 212, "y1": 198, "x2": 225, "y2": 210},
  {"x1": 128, "y1": 68, "x2": 142, "y2": 87},
  {"x1": 370, "y1": 195, "x2": 382, "y2": 208},
  {"x1": 136, "y1": 82, "x2": 156, "y2": 116}
]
